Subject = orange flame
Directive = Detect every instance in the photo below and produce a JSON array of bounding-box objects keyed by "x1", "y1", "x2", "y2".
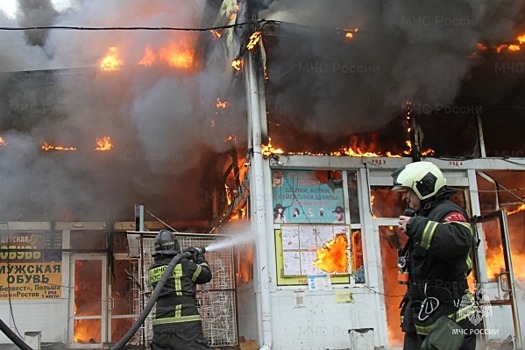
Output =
[
  {"x1": 484, "y1": 207, "x2": 525, "y2": 281},
  {"x1": 232, "y1": 58, "x2": 243, "y2": 71},
  {"x1": 99, "y1": 47, "x2": 123, "y2": 71},
  {"x1": 95, "y1": 136, "x2": 113, "y2": 151},
  {"x1": 41, "y1": 141, "x2": 77, "y2": 151},
  {"x1": 138, "y1": 46, "x2": 157, "y2": 67},
  {"x1": 247, "y1": 31, "x2": 262, "y2": 50},
  {"x1": 0, "y1": 137, "x2": 6, "y2": 146},
  {"x1": 506, "y1": 203, "x2": 525, "y2": 216},
  {"x1": 343, "y1": 28, "x2": 358, "y2": 40},
  {"x1": 216, "y1": 98, "x2": 228, "y2": 109},
  {"x1": 262, "y1": 138, "x2": 284, "y2": 158},
  {"x1": 210, "y1": 30, "x2": 222, "y2": 39},
  {"x1": 314, "y1": 233, "x2": 348, "y2": 273},
  {"x1": 158, "y1": 39, "x2": 195, "y2": 70},
  {"x1": 485, "y1": 247, "x2": 525, "y2": 280}
]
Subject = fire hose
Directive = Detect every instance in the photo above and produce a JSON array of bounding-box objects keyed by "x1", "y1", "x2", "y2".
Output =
[
  {"x1": 0, "y1": 318, "x2": 33, "y2": 350},
  {"x1": 110, "y1": 251, "x2": 192, "y2": 350}
]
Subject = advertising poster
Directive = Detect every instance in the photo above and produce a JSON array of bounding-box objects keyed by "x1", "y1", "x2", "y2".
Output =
[
  {"x1": 0, "y1": 232, "x2": 62, "y2": 300},
  {"x1": 275, "y1": 226, "x2": 351, "y2": 286},
  {"x1": 272, "y1": 169, "x2": 345, "y2": 224}
]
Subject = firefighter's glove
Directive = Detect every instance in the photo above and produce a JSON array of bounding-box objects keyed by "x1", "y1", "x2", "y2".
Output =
[{"x1": 185, "y1": 247, "x2": 204, "y2": 263}]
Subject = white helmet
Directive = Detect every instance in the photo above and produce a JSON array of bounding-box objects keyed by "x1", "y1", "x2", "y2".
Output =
[{"x1": 391, "y1": 161, "x2": 446, "y2": 200}]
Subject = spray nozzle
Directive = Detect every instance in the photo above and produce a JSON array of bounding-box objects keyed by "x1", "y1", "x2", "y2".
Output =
[{"x1": 185, "y1": 247, "x2": 206, "y2": 256}]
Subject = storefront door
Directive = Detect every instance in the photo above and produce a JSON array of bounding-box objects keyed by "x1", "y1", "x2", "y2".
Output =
[{"x1": 69, "y1": 255, "x2": 108, "y2": 348}]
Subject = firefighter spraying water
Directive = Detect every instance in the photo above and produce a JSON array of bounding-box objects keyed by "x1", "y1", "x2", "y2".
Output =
[
  {"x1": 110, "y1": 230, "x2": 212, "y2": 350},
  {"x1": 147, "y1": 229, "x2": 212, "y2": 350},
  {"x1": 109, "y1": 226, "x2": 257, "y2": 350}
]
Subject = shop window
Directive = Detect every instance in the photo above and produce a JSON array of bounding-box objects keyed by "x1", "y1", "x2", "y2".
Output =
[
  {"x1": 275, "y1": 224, "x2": 351, "y2": 286},
  {"x1": 272, "y1": 169, "x2": 362, "y2": 285},
  {"x1": 347, "y1": 170, "x2": 360, "y2": 224}
]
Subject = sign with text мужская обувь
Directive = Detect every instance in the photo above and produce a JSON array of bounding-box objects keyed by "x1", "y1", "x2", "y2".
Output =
[{"x1": 0, "y1": 231, "x2": 62, "y2": 300}]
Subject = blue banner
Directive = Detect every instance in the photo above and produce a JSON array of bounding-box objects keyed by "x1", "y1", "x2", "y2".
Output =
[{"x1": 272, "y1": 170, "x2": 345, "y2": 224}]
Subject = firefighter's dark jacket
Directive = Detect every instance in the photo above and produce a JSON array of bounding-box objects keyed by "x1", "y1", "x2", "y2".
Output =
[
  {"x1": 406, "y1": 199, "x2": 473, "y2": 283},
  {"x1": 148, "y1": 253, "x2": 212, "y2": 326},
  {"x1": 401, "y1": 197, "x2": 476, "y2": 335}
]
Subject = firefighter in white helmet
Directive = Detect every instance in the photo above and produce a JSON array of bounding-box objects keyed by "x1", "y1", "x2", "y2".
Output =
[
  {"x1": 147, "y1": 229, "x2": 212, "y2": 350},
  {"x1": 391, "y1": 161, "x2": 477, "y2": 350}
]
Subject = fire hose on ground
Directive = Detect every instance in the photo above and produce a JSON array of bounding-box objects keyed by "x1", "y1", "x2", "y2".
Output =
[
  {"x1": 0, "y1": 250, "x2": 194, "y2": 350},
  {"x1": 0, "y1": 318, "x2": 33, "y2": 350},
  {"x1": 110, "y1": 251, "x2": 192, "y2": 350}
]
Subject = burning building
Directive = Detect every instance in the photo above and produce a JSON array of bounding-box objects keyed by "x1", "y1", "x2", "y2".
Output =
[{"x1": 1, "y1": 0, "x2": 525, "y2": 350}]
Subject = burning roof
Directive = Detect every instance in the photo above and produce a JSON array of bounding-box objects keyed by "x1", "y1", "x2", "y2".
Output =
[
  {"x1": 258, "y1": 0, "x2": 525, "y2": 155},
  {"x1": 1, "y1": 0, "x2": 525, "y2": 223}
]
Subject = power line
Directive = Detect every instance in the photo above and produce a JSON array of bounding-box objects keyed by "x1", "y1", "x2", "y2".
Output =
[{"x1": 0, "y1": 20, "x2": 266, "y2": 32}]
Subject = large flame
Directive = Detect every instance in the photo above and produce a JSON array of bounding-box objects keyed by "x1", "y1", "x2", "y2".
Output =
[
  {"x1": 101, "y1": 35, "x2": 197, "y2": 72},
  {"x1": 484, "y1": 206, "x2": 525, "y2": 280},
  {"x1": 263, "y1": 101, "x2": 434, "y2": 158},
  {"x1": 314, "y1": 233, "x2": 348, "y2": 273},
  {"x1": 158, "y1": 39, "x2": 196, "y2": 70}
]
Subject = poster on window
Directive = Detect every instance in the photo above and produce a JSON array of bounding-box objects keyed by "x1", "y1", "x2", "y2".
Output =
[{"x1": 272, "y1": 169, "x2": 345, "y2": 224}]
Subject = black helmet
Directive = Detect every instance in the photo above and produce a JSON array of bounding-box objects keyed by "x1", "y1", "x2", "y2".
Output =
[{"x1": 154, "y1": 229, "x2": 180, "y2": 253}]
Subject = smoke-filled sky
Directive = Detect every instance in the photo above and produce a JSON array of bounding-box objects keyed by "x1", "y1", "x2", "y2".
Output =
[{"x1": 0, "y1": 0, "x2": 245, "y2": 224}]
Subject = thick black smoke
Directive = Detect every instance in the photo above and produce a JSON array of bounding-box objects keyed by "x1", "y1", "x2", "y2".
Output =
[{"x1": 260, "y1": 0, "x2": 525, "y2": 140}]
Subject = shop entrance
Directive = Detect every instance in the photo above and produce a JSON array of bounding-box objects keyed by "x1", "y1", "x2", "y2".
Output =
[
  {"x1": 474, "y1": 210, "x2": 523, "y2": 348},
  {"x1": 69, "y1": 254, "x2": 108, "y2": 348},
  {"x1": 69, "y1": 254, "x2": 141, "y2": 348}
]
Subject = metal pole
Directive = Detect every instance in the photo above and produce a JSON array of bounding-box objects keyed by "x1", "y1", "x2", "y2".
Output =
[
  {"x1": 245, "y1": 49, "x2": 273, "y2": 349},
  {"x1": 499, "y1": 211, "x2": 522, "y2": 349}
]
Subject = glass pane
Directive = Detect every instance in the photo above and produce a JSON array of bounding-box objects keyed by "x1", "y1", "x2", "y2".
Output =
[
  {"x1": 482, "y1": 218, "x2": 505, "y2": 282},
  {"x1": 371, "y1": 186, "x2": 468, "y2": 218},
  {"x1": 74, "y1": 319, "x2": 101, "y2": 344},
  {"x1": 112, "y1": 260, "x2": 139, "y2": 315},
  {"x1": 347, "y1": 170, "x2": 360, "y2": 224},
  {"x1": 378, "y1": 226, "x2": 407, "y2": 348},
  {"x1": 371, "y1": 187, "x2": 404, "y2": 218},
  {"x1": 508, "y1": 211, "x2": 525, "y2": 280},
  {"x1": 351, "y1": 230, "x2": 364, "y2": 283},
  {"x1": 74, "y1": 259, "x2": 102, "y2": 316},
  {"x1": 111, "y1": 318, "x2": 134, "y2": 342}
]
